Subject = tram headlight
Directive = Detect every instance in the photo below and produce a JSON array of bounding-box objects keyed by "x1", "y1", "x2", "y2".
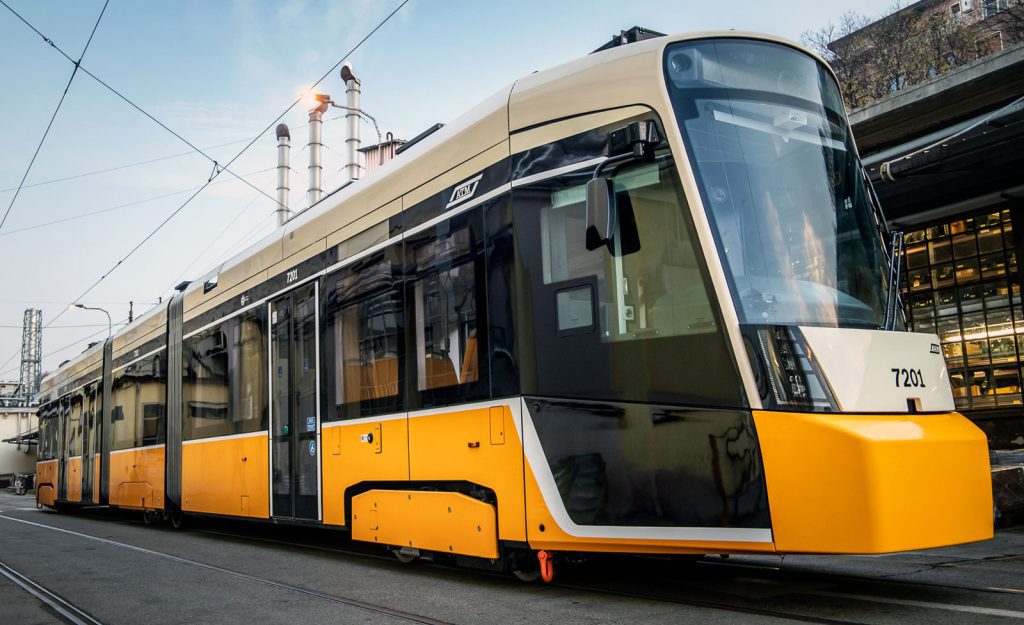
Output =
[{"x1": 745, "y1": 325, "x2": 837, "y2": 412}]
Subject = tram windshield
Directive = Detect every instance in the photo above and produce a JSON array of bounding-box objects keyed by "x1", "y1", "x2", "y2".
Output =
[{"x1": 664, "y1": 39, "x2": 894, "y2": 328}]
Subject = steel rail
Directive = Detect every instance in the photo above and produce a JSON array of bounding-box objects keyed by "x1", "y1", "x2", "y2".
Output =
[
  {"x1": 0, "y1": 514, "x2": 453, "y2": 625},
  {"x1": 0, "y1": 559, "x2": 105, "y2": 625}
]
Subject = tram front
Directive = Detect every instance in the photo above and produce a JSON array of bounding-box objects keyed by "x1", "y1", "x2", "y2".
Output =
[{"x1": 660, "y1": 38, "x2": 993, "y2": 552}]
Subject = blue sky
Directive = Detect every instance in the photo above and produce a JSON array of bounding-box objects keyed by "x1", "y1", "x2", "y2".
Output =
[{"x1": 0, "y1": 0, "x2": 897, "y2": 379}]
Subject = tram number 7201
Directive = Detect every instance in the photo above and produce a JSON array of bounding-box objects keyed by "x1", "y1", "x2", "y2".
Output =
[{"x1": 891, "y1": 368, "x2": 926, "y2": 388}]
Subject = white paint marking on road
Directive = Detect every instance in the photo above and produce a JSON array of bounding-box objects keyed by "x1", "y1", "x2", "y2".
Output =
[{"x1": 811, "y1": 590, "x2": 1024, "y2": 619}]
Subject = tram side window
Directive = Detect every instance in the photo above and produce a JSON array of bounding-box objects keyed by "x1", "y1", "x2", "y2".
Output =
[
  {"x1": 68, "y1": 392, "x2": 83, "y2": 457},
  {"x1": 111, "y1": 368, "x2": 138, "y2": 450},
  {"x1": 88, "y1": 385, "x2": 101, "y2": 456},
  {"x1": 38, "y1": 403, "x2": 55, "y2": 460},
  {"x1": 42, "y1": 402, "x2": 59, "y2": 460},
  {"x1": 83, "y1": 382, "x2": 100, "y2": 458},
  {"x1": 228, "y1": 309, "x2": 268, "y2": 435},
  {"x1": 406, "y1": 208, "x2": 489, "y2": 409},
  {"x1": 512, "y1": 152, "x2": 743, "y2": 406},
  {"x1": 183, "y1": 327, "x2": 231, "y2": 440},
  {"x1": 323, "y1": 246, "x2": 404, "y2": 421},
  {"x1": 484, "y1": 196, "x2": 520, "y2": 398},
  {"x1": 139, "y1": 353, "x2": 167, "y2": 446},
  {"x1": 113, "y1": 352, "x2": 167, "y2": 449}
]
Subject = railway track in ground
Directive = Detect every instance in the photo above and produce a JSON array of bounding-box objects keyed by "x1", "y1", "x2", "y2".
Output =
[
  {"x1": 15, "y1": 506, "x2": 1024, "y2": 624},
  {"x1": 188, "y1": 513, "x2": 1024, "y2": 623},
  {"x1": 0, "y1": 513, "x2": 455, "y2": 625},
  {"x1": 0, "y1": 559, "x2": 106, "y2": 625}
]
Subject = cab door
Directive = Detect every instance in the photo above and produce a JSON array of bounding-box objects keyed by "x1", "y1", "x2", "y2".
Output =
[{"x1": 268, "y1": 282, "x2": 321, "y2": 520}]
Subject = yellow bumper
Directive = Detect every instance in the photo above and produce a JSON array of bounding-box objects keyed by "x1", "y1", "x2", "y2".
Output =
[{"x1": 754, "y1": 411, "x2": 993, "y2": 553}]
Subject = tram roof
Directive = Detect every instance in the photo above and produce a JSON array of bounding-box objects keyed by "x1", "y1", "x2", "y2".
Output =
[{"x1": 40, "y1": 30, "x2": 820, "y2": 397}]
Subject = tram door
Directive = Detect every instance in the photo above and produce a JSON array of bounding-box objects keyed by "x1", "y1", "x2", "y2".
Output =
[
  {"x1": 57, "y1": 397, "x2": 68, "y2": 501},
  {"x1": 269, "y1": 283, "x2": 320, "y2": 520}
]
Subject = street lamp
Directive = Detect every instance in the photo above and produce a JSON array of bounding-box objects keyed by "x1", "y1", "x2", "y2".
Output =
[{"x1": 69, "y1": 303, "x2": 112, "y2": 338}]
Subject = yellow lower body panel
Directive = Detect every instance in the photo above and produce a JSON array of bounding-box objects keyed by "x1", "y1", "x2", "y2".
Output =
[
  {"x1": 66, "y1": 456, "x2": 82, "y2": 503},
  {"x1": 181, "y1": 433, "x2": 268, "y2": 518},
  {"x1": 322, "y1": 419, "x2": 409, "y2": 526},
  {"x1": 754, "y1": 410, "x2": 993, "y2": 553},
  {"x1": 351, "y1": 490, "x2": 499, "y2": 559},
  {"x1": 36, "y1": 459, "x2": 57, "y2": 507},
  {"x1": 109, "y1": 446, "x2": 165, "y2": 510}
]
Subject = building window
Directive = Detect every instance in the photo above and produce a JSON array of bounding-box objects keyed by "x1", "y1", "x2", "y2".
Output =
[
  {"x1": 983, "y1": 0, "x2": 1008, "y2": 18},
  {"x1": 976, "y1": 32, "x2": 1004, "y2": 56},
  {"x1": 902, "y1": 208, "x2": 1021, "y2": 409}
]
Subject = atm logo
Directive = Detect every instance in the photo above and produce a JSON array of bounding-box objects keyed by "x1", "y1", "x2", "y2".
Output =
[{"x1": 446, "y1": 174, "x2": 483, "y2": 210}]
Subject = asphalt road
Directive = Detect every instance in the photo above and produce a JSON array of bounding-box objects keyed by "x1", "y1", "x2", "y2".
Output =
[{"x1": 0, "y1": 490, "x2": 1022, "y2": 625}]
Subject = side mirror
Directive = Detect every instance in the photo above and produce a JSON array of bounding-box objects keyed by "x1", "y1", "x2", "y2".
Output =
[
  {"x1": 585, "y1": 178, "x2": 614, "y2": 250},
  {"x1": 585, "y1": 119, "x2": 661, "y2": 252}
]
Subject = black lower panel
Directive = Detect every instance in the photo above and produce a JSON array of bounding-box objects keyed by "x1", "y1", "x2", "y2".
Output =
[{"x1": 526, "y1": 397, "x2": 770, "y2": 528}]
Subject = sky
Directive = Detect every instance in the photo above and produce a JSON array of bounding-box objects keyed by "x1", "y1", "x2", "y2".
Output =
[{"x1": 0, "y1": 0, "x2": 899, "y2": 382}]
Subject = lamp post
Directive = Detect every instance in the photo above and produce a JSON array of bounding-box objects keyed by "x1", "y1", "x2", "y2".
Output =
[{"x1": 69, "y1": 304, "x2": 112, "y2": 338}]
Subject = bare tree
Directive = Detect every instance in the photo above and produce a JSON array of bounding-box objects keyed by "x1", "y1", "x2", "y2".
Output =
[
  {"x1": 803, "y1": 1, "x2": 986, "y2": 110},
  {"x1": 801, "y1": 12, "x2": 873, "y2": 107}
]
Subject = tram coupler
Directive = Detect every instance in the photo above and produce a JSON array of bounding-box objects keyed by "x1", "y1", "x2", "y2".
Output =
[{"x1": 537, "y1": 550, "x2": 555, "y2": 583}]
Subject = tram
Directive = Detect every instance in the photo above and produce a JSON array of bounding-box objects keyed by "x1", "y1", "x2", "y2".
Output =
[{"x1": 35, "y1": 31, "x2": 993, "y2": 580}]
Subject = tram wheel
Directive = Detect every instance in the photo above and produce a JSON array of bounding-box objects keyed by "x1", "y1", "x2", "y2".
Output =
[
  {"x1": 393, "y1": 549, "x2": 418, "y2": 565},
  {"x1": 168, "y1": 510, "x2": 185, "y2": 530},
  {"x1": 511, "y1": 551, "x2": 542, "y2": 582},
  {"x1": 512, "y1": 568, "x2": 541, "y2": 583},
  {"x1": 142, "y1": 510, "x2": 157, "y2": 526}
]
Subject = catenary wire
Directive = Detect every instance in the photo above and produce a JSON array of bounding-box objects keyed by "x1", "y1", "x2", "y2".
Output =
[
  {"x1": 0, "y1": 0, "x2": 409, "y2": 374},
  {"x1": 0, "y1": 324, "x2": 109, "y2": 329},
  {"x1": 0, "y1": 0, "x2": 283, "y2": 211},
  {"x1": 0, "y1": 167, "x2": 275, "y2": 237},
  {"x1": 0, "y1": 0, "x2": 110, "y2": 233},
  {"x1": 0, "y1": 318, "x2": 129, "y2": 378},
  {"x1": 0, "y1": 138, "x2": 249, "y2": 194},
  {"x1": 166, "y1": 191, "x2": 266, "y2": 290},
  {"x1": 0, "y1": 118, "x2": 335, "y2": 195}
]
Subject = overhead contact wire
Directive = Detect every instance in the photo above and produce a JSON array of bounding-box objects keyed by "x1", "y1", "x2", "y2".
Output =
[
  {"x1": 0, "y1": 0, "x2": 110, "y2": 233},
  {"x1": 0, "y1": 0, "x2": 409, "y2": 370}
]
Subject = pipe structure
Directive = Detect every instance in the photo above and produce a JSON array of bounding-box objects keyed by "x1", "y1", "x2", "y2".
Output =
[
  {"x1": 341, "y1": 63, "x2": 362, "y2": 184},
  {"x1": 307, "y1": 106, "x2": 324, "y2": 208},
  {"x1": 275, "y1": 124, "x2": 291, "y2": 226}
]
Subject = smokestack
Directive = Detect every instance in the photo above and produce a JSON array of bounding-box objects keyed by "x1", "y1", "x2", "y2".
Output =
[
  {"x1": 307, "y1": 96, "x2": 329, "y2": 207},
  {"x1": 275, "y1": 123, "x2": 291, "y2": 225},
  {"x1": 340, "y1": 63, "x2": 361, "y2": 184}
]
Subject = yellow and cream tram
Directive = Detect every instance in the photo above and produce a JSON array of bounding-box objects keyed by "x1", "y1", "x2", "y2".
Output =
[{"x1": 35, "y1": 31, "x2": 993, "y2": 580}]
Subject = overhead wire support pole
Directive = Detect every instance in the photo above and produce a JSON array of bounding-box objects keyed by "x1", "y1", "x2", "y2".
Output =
[{"x1": 0, "y1": 0, "x2": 110, "y2": 233}]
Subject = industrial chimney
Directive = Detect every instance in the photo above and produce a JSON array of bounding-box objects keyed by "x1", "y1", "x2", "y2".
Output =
[
  {"x1": 307, "y1": 95, "x2": 330, "y2": 207},
  {"x1": 276, "y1": 123, "x2": 291, "y2": 226},
  {"x1": 340, "y1": 63, "x2": 362, "y2": 184}
]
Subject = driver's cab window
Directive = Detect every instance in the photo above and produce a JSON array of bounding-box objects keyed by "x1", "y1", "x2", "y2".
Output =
[{"x1": 538, "y1": 158, "x2": 716, "y2": 341}]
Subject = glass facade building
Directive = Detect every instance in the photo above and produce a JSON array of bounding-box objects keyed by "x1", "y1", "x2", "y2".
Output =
[{"x1": 902, "y1": 206, "x2": 1022, "y2": 411}]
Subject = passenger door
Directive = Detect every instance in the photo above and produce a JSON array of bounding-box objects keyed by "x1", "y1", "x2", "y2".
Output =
[{"x1": 269, "y1": 282, "x2": 320, "y2": 520}]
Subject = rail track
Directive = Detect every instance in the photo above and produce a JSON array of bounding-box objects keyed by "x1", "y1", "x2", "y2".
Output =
[{"x1": 7, "y1": 507, "x2": 1024, "y2": 624}]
